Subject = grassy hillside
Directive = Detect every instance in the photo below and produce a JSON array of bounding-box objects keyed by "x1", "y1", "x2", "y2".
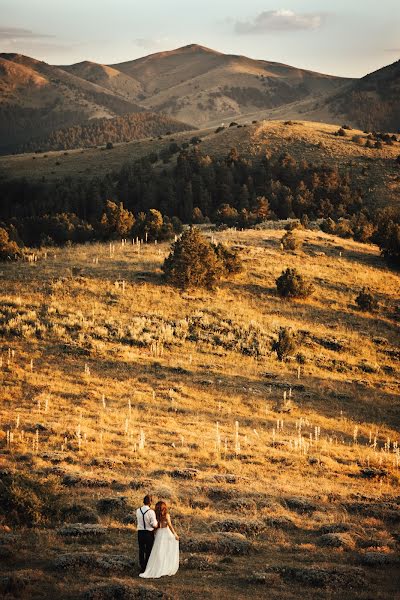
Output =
[
  {"x1": 111, "y1": 44, "x2": 351, "y2": 127},
  {"x1": 1, "y1": 120, "x2": 399, "y2": 209},
  {"x1": 0, "y1": 54, "x2": 143, "y2": 153},
  {"x1": 0, "y1": 227, "x2": 399, "y2": 599}
]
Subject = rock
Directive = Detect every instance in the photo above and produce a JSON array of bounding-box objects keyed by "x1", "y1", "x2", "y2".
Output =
[
  {"x1": 318, "y1": 533, "x2": 355, "y2": 549},
  {"x1": 57, "y1": 524, "x2": 107, "y2": 538}
]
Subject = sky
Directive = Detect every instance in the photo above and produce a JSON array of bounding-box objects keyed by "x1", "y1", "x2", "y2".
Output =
[{"x1": 0, "y1": 0, "x2": 399, "y2": 77}]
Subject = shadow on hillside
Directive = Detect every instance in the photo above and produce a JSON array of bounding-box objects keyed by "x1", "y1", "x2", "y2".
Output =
[{"x1": 52, "y1": 345, "x2": 400, "y2": 432}]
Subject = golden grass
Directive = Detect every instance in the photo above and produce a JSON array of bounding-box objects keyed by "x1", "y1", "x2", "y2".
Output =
[{"x1": 0, "y1": 227, "x2": 399, "y2": 599}]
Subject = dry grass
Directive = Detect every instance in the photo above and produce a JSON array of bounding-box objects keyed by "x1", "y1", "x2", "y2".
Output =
[
  {"x1": 1, "y1": 120, "x2": 399, "y2": 212},
  {"x1": 0, "y1": 227, "x2": 399, "y2": 599}
]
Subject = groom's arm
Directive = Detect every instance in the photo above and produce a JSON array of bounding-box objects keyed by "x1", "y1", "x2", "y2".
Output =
[{"x1": 149, "y1": 509, "x2": 158, "y2": 529}]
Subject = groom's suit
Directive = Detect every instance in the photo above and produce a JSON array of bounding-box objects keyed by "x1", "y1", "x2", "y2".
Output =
[{"x1": 136, "y1": 505, "x2": 158, "y2": 571}]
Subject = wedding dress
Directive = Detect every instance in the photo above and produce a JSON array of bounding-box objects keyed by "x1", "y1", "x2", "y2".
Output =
[{"x1": 139, "y1": 524, "x2": 179, "y2": 578}]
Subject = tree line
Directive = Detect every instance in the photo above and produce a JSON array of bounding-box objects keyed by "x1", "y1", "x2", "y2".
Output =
[{"x1": 0, "y1": 146, "x2": 399, "y2": 264}]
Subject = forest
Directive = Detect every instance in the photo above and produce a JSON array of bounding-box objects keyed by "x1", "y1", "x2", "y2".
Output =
[
  {"x1": 12, "y1": 113, "x2": 193, "y2": 154},
  {"x1": 0, "y1": 147, "x2": 399, "y2": 264}
]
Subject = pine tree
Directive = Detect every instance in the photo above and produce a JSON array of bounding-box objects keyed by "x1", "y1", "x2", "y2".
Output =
[{"x1": 162, "y1": 227, "x2": 223, "y2": 289}]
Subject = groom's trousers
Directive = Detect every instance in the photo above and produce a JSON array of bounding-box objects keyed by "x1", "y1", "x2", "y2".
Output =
[{"x1": 138, "y1": 530, "x2": 155, "y2": 571}]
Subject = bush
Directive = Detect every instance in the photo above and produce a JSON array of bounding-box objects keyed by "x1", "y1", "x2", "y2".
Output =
[
  {"x1": 281, "y1": 231, "x2": 301, "y2": 252},
  {"x1": 0, "y1": 470, "x2": 63, "y2": 526},
  {"x1": 105, "y1": 142, "x2": 114, "y2": 150},
  {"x1": 355, "y1": 288, "x2": 378, "y2": 312},
  {"x1": 213, "y1": 243, "x2": 242, "y2": 275},
  {"x1": 276, "y1": 268, "x2": 314, "y2": 299},
  {"x1": 272, "y1": 327, "x2": 297, "y2": 361},
  {"x1": 162, "y1": 228, "x2": 223, "y2": 289},
  {"x1": 352, "y1": 135, "x2": 364, "y2": 145},
  {"x1": 336, "y1": 128, "x2": 347, "y2": 137},
  {"x1": 0, "y1": 228, "x2": 21, "y2": 260}
]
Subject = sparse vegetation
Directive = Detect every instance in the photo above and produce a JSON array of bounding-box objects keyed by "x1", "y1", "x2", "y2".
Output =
[
  {"x1": 276, "y1": 268, "x2": 314, "y2": 299},
  {"x1": 356, "y1": 288, "x2": 379, "y2": 312}
]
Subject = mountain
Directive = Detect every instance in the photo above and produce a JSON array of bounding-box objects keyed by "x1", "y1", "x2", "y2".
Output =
[
  {"x1": 110, "y1": 44, "x2": 352, "y2": 126},
  {"x1": 328, "y1": 59, "x2": 400, "y2": 131},
  {"x1": 59, "y1": 60, "x2": 144, "y2": 103},
  {"x1": 0, "y1": 53, "x2": 143, "y2": 153}
]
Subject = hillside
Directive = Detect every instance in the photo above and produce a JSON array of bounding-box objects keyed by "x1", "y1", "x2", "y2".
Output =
[
  {"x1": 15, "y1": 112, "x2": 193, "y2": 153},
  {"x1": 0, "y1": 53, "x2": 143, "y2": 153},
  {"x1": 330, "y1": 59, "x2": 400, "y2": 132},
  {"x1": 2, "y1": 45, "x2": 399, "y2": 155},
  {"x1": 59, "y1": 60, "x2": 144, "y2": 103},
  {"x1": 1, "y1": 120, "x2": 399, "y2": 210},
  {"x1": 0, "y1": 228, "x2": 399, "y2": 599},
  {"x1": 111, "y1": 44, "x2": 351, "y2": 127}
]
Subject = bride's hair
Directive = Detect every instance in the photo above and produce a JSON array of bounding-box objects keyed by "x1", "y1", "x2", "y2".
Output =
[{"x1": 155, "y1": 500, "x2": 168, "y2": 526}]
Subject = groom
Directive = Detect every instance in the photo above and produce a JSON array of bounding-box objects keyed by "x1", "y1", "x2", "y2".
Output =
[{"x1": 136, "y1": 494, "x2": 158, "y2": 573}]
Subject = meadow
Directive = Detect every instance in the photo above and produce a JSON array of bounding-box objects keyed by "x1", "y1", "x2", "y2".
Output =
[{"x1": 0, "y1": 226, "x2": 399, "y2": 600}]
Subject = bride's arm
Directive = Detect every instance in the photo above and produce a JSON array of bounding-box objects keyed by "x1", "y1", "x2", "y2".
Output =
[{"x1": 166, "y1": 514, "x2": 179, "y2": 540}]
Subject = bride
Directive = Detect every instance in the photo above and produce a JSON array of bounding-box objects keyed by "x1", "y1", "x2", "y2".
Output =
[{"x1": 139, "y1": 500, "x2": 179, "y2": 578}]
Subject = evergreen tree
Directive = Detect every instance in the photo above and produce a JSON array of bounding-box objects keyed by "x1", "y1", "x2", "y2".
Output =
[{"x1": 162, "y1": 227, "x2": 223, "y2": 289}]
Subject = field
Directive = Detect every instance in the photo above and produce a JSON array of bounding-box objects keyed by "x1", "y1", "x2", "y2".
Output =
[
  {"x1": 1, "y1": 225, "x2": 399, "y2": 600},
  {"x1": 1, "y1": 120, "x2": 399, "y2": 211}
]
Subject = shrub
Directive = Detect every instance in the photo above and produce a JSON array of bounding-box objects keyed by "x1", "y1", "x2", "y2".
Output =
[
  {"x1": 272, "y1": 327, "x2": 297, "y2": 361},
  {"x1": 352, "y1": 135, "x2": 364, "y2": 145},
  {"x1": 337, "y1": 128, "x2": 347, "y2": 137},
  {"x1": 100, "y1": 200, "x2": 134, "y2": 239},
  {"x1": 213, "y1": 243, "x2": 242, "y2": 275},
  {"x1": 276, "y1": 268, "x2": 314, "y2": 299},
  {"x1": 105, "y1": 142, "x2": 114, "y2": 150},
  {"x1": 0, "y1": 470, "x2": 63, "y2": 526},
  {"x1": 0, "y1": 228, "x2": 21, "y2": 261},
  {"x1": 355, "y1": 288, "x2": 378, "y2": 312},
  {"x1": 162, "y1": 227, "x2": 223, "y2": 289},
  {"x1": 281, "y1": 231, "x2": 301, "y2": 252}
]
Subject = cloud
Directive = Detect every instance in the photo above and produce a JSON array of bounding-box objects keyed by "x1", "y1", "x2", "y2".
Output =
[
  {"x1": 234, "y1": 9, "x2": 323, "y2": 34},
  {"x1": 0, "y1": 27, "x2": 54, "y2": 41},
  {"x1": 133, "y1": 37, "x2": 169, "y2": 50}
]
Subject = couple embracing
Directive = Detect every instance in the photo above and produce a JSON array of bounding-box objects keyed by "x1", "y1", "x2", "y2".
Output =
[{"x1": 136, "y1": 494, "x2": 179, "y2": 578}]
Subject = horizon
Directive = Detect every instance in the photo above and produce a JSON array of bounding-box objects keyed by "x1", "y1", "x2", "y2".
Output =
[
  {"x1": 1, "y1": 0, "x2": 399, "y2": 78},
  {"x1": 1, "y1": 41, "x2": 399, "y2": 80}
]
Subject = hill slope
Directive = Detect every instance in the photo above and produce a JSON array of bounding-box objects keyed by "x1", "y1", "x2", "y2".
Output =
[
  {"x1": 1, "y1": 120, "x2": 398, "y2": 210},
  {"x1": 0, "y1": 53, "x2": 144, "y2": 153},
  {"x1": 111, "y1": 44, "x2": 351, "y2": 126},
  {"x1": 329, "y1": 59, "x2": 400, "y2": 131},
  {"x1": 59, "y1": 60, "x2": 144, "y2": 102},
  {"x1": 0, "y1": 229, "x2": 399, "y2": 599}
]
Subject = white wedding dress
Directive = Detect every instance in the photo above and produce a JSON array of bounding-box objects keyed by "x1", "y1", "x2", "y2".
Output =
[{"x1": 139, "y1": 525, "x2": 179, "y2": 578}]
